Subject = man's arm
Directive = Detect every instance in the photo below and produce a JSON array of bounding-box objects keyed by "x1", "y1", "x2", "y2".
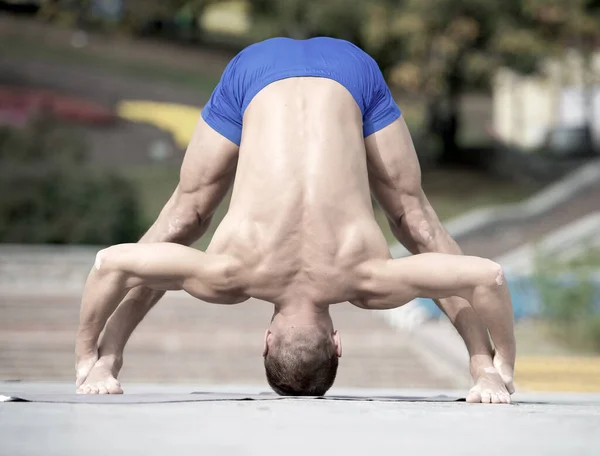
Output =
[
  {"x1": 75, "y1": 117, "x2": 239, "y2": 385},
  {"x1": 75, "y1": 243, "x2": 246, "y2": 371},
  {"x1": 365, "y1": 117, "x2": 497, "y2": 373},
  {"x1": 358, "y1": 253, "x2": 516, "y2": 403}
]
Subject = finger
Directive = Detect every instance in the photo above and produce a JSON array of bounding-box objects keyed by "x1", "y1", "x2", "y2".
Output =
[
  {"x1": 75, "y1": 358, "x2": 95, "y2": 383},
  {"x1": 79, "y1": 385, "x2": 91, "y2": 395},
  {"x1": 505, "y1": 378, "x2": 515, "y2": 395}
]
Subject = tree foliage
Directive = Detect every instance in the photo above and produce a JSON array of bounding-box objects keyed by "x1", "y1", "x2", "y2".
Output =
[
  {"x1": 0, "y1": 117, "x2": 143, "y2": 244},
  {"x1": 249, "y1": 0, "x2": 600, "y2": 162},
  {"x1": 37, "y1": 1, "x2": 600, "y2": 163}
]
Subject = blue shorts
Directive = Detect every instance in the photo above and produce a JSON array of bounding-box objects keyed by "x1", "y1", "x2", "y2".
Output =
[{"x1": 201, "y1": 37, "x2": 401, "y2": 146}]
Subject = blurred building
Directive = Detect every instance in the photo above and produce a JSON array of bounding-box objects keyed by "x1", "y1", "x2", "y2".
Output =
[{"x1": 493, "y1": 50, "x2": 600, "y2": 157}]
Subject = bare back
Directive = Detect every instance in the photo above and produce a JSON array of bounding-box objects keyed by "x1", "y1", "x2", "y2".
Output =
[{"x1": 207, "y1": 78, "x2": 390, "y2": 304}]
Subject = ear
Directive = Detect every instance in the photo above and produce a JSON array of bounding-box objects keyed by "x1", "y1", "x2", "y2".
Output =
[
  {"x1": 333, "y1": 330, "x2": 342, "y2": 358},
  {"x1": 263, "y1": 329, "x2": 272, "y2": 357}
]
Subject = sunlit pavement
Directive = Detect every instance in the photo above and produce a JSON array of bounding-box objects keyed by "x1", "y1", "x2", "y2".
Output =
[{"x1": 1, "y1": 382, "x2": 600, "y2": 456}]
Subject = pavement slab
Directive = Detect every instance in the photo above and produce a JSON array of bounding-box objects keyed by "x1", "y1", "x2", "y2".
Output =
[{"x1": 1, "y1": 383, "x2": 599, "y2": 456}]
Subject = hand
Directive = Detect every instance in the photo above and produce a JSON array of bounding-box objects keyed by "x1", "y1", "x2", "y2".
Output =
[
  {"x1": 75, "y1": 350, "x2": 98, "y2": 388},
  {"x1": 493, "y1": 350, "x2": 515, "y2": 394}
]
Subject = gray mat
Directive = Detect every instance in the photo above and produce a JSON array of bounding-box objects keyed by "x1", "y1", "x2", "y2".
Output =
[{"x1": 1, "y1": 391, "x2": 464, "y2": 404}]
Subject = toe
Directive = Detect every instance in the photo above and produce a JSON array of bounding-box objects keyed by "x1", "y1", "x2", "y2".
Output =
[
  {"x1": 481, "y1": 392, "x2": 492, "y2": 404},
  {"x1": 107, "y1": 380, "x2": 123, "y2": 395},
  {"x1": 466, "y1": 389, "x2": 482, "y2": 404},
  {"x1": 491, "y1": 393, "x2": 500, "y2": 404},
  {"x1": 89, "y1": 386, "x2": 99, "y2": 394},
  {"x1": 98, "y1": 385, "x2": 109, "y2": 395}
]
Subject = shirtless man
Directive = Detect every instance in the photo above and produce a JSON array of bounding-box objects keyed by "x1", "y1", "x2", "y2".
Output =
[{"x1": 75, "y1": 37, "x2": 516, "y2": 403}]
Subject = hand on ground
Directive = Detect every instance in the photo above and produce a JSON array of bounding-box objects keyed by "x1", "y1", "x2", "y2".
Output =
[
  {"x1": 76, "y1": 357, "x2": 123, "y2": 394},
  {"x1": 467, "y1": 370, "x2": 511, "y2": 404},
  {"x1": 75, "y1": 351, "x2": 98, "y2": 388}
]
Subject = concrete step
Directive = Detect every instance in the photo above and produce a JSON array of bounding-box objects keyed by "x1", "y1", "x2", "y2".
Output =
[{"x1": 0, "y1": 294, "x2": 455, "y2": 389}]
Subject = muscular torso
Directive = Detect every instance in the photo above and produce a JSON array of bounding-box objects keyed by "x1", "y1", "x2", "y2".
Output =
[{"x1": 206, "y1": 78, "x2": 390, "y2": 304}]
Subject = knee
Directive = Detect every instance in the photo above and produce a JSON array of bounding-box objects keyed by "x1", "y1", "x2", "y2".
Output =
[
  {"x1": 167, "y1": 190, "x2": 205, "y2": 238},
  {"x1": 402, "y1": 206, "x2": 436, "y2": 248}
]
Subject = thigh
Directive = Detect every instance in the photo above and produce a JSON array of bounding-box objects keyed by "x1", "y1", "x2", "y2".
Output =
[
  {"x1": 179, "y1": 116, "x2": 239, "y2": 215},
  {"x1": 365, "y1": 116, "x2": 422, "y2": 219}
]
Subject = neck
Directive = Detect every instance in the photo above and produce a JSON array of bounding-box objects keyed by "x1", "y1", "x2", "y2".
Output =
[{"x1": 272, "y1": 298, "x2": 332, "y2": 330}]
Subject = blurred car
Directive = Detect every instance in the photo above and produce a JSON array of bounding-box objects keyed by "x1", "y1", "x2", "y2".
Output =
[{"x1": 539, "y1": 125, "x2": 599, "y2": 159}]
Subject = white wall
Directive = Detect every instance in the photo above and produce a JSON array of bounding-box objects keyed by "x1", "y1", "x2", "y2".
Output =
[{"x1": 493, "y1": 50, "x2": 600, "y2": 149}]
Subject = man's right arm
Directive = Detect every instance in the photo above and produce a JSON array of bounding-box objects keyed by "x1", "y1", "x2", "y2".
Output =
[
  {"x1": 76, "y1": 242, "x2": 246, "y2": 385},
  {"x1": 76, "y1": 117, "x2": 239, "y2": 385}
]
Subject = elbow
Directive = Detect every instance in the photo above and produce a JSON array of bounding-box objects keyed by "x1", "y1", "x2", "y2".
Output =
[
  {"x1": 487, "y1": 261, "x2": 506, "y2": 287},
  {"x1": 94, "y1": 248, "x2": 111, "y2": 273},
  {"x1": 466, "y1": 261, "x2": 507, "y2": 303},
  {"x1": 93, "y1": 245, "x2": 128, "y2": 277},
  {"x1": 474, "y1": 261, "x2": 506, "y2": 292},
  {"x1": 93, "y1": 245, "x2": 138, "y2": 288}
]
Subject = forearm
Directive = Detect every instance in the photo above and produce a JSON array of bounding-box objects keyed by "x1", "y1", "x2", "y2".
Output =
[
  {"x1": 76, "y1": 264, "x2": 131, "y2": 360},
  {"x1": 391, "y1": 201, "x2": 494, "y2": 361},
  {"x1": 96, "y1": 190, "x2": 213, "y2": 359},
  {"x1": 469, "y1": 278, "x2": 516, "y2": 366},
  {"x1": 97, "y1": 287, "x2": 165, "y2": 359}
]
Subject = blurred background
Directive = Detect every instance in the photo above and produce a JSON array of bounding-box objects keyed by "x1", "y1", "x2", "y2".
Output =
[{"x1": 0, "y1": 0, "x2": 599, "y2": 393}]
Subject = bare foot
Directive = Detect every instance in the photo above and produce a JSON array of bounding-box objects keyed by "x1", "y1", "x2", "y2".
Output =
[
  {"x1": 467, "y1": 370, "x2": 511, "y2": 404},
  {"x1": 76, "y1": 357, "x2": 123, "y2": 394}
]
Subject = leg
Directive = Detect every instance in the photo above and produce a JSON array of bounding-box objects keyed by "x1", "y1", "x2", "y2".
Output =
[
  {"x1": 76, "y1": 117, "x2": 238, "y2": 391},
  {"x1": 365, "y1": 117, "x2": 505, "y2": 396}
]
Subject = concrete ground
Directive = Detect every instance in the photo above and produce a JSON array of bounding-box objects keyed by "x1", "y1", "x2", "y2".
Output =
[{"x1": 2, "y1": 382, "x2": 600, "y2": 456}]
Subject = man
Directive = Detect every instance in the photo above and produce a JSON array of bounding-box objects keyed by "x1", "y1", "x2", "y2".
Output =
[{"x1": 75, "y1": 37, "x2": 516, "y2": 403}]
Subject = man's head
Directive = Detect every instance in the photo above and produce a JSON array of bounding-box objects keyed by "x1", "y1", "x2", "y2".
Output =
[{"x1": 263, "y1": 322, "x2": 341, "y2": 396}]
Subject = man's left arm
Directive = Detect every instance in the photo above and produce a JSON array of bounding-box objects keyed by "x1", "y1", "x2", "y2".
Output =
[{"x1": 365, "y1": 117, "x2": 496, "y2": 376}]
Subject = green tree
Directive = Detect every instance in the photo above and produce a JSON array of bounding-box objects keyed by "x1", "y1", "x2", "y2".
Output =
[
  {"x1": 0, "y1": 117, "x2": 143, "y2": 245},
  {"x1": 383, "y1": 0, "x2": 553, "y2": 163},
  {"x1": 39, "y1": 0, "x2": 223, "y2": 39},
  {"x1": 249, "y1": 0, "x2": 367, "y2": 43},
  {"x1": 250, "y1": 0, "x2": 600, "y2": 165}
]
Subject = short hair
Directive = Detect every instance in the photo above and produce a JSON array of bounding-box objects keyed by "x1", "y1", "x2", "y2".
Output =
[{"x1": 264, "y1": 328, "x2": 338, "y2": 396}]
